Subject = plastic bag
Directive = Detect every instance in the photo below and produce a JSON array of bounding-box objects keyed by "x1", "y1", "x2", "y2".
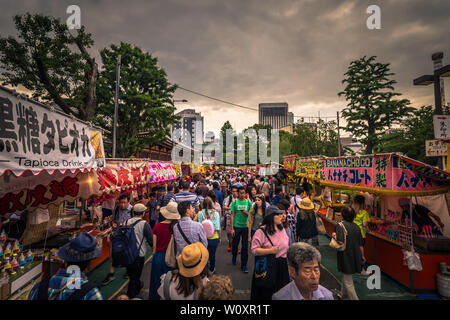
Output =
[{"x1": 402, "y1": 249, "x2": 422, "y2": 271}]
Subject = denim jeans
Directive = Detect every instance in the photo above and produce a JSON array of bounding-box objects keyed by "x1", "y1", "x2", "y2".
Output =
[
  {"x1": 232, "y1": 227, "x2": 248, "y2": 268},
  {"x1": 207, "y1": 238, "x2": 219, "y2": 271}
]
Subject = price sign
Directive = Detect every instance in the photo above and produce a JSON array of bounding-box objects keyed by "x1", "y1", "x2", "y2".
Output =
[{"x1": 425, "y1": 140, "x2": 448, "y2": 157}]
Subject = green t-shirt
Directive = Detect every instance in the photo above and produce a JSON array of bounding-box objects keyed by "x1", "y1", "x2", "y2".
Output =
[
  {"x1": 231, "y1": 198, "x2": 252, "y2": 228},
  {"x1": 354, "y1": 209, "x2": 371, "y2": 238}
]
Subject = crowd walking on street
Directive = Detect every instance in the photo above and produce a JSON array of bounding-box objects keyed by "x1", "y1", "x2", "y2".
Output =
[{"x1": 47, "y1": 168, "x2": 373, "y2": 301}]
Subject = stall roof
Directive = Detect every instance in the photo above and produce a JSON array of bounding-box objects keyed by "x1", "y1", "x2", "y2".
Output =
[
  {"x1": 289, "y1": 153, "x2": 450, "y2": 196},
  {"x1": 392, "y1": 153, "x2": 450, "y2": 182}
]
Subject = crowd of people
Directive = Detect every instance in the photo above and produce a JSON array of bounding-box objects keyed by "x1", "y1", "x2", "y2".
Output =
[{"x1": 28, "y1": 168, "x2": 371, "y2": 300}]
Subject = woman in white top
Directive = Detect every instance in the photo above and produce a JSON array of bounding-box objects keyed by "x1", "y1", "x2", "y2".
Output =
[{"x1": 158, "y1": 243, "x2": 209, "y2": 300}]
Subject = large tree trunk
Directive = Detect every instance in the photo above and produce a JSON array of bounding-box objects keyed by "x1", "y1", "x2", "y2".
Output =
[{"x1": 76, "y1": 37, "x2": 98, "y2": 121}]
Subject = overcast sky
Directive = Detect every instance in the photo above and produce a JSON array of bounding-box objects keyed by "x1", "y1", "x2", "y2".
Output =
[{"x1": 1, "y1": 0, "x2": 449, "y2": 136}]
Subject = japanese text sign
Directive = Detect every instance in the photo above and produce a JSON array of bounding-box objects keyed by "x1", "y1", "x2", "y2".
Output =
[
  {"x1": 149, "y1": 161, "x2": 177, "y2": 183},
  {"x1": 0, "y1": 160, "x2": 178, "y2": 216},
  {"x1": 283, "y1": 156, "x2": 298, "y2": 172},
  {"x1": 0, "y1": 87, "x2": 105, "y2": 176},
  {"x1": 425, "y1": 140, "x2": 448, "y2": 157},
  {"x1": 295, "y1": 157, "x2": 320, "y2": 179},
  {"x1": 433, "y1": 115, "x2": 450, "y2": 140},
  {"x1": 320, "y1": 155, "x2": 446, "y2": 193}
]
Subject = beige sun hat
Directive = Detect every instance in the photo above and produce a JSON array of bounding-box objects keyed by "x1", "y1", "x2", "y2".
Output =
[
  {"x1": 177, "y1": 242, "x2": 209, "y2": 278},
  {"x1": 160, "y1": 202, "x2": 180, "y2": 220},
  {"x1": 298, "y1": 197, "x2": 315, "y2": 210}
]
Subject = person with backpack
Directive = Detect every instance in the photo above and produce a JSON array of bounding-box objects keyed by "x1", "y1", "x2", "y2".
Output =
[
  {"x1": 149, "y1": 202, "x2": 180, "y2": 300},
  {"x1": 115, "y1": 203, "x2": 153, "y2": 299},
  {"x1": 296, "y1": 198, "x2": 319, "y2": 248},
  {"x1": 101, "y1": 194, "x2": 134, "y2": 287},
  {"x1": 197, "y1": 197, "x2": 221, "y2": 275},
  {"x1": 173, "y1": 201, "x2": 208, "y2": 258},
  {"x1": 157, "y1": 243, "x2": 209, "y2": 300},
  {"x1": 28, "y1": 233, "x2": 103, "y2": 300},
  {"x1": 230, "y1": 186, "x2": 253, "y2": 273}
]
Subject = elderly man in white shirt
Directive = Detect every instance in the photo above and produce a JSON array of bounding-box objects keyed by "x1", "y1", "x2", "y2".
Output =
[{"x1": 272, "y1": 242, "x2": 334, "y2": 300}]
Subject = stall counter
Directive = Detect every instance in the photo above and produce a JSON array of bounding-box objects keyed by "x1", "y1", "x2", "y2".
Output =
[{"x1": 318, "y1": 213, "x2": 450, "y2": 293}]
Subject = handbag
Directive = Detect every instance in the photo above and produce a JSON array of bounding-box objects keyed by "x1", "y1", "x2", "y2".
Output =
[
  {"x1": 252, "y1": 228, "x2": 277, "y2": 289},
  {"x1": 165, "y1": 235, "x2": 177, "y2": 268},
  {"x1": 329, "y1": 222, "x2": 347, "y2": 251},
  {"x1": 315, "y1": 212, "x2": 326, "y2": 235}
]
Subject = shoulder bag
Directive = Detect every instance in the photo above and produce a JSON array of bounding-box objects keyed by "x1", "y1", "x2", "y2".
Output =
[
  {"x1": 314, "y1": 210, "x2": 327, "y2": 235},
  {"x1": 165, "y1": 225, "x2": 177, "y2": 268},
  {"x1": 252, "y1": 228, "x2": 277, "y2": 289},
  {"x1": 329, "y1": 222, "x2": 347, "y2": 251}
]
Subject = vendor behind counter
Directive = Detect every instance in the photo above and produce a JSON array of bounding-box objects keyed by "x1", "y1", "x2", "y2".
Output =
[{"x1": 0, "y1": 212, "x2": 27, "y2": 240}]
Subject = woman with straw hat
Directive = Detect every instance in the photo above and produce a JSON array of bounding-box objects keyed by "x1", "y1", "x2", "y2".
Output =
[
  {"x1": 149, "y1": 202, "x2": 180, "y2": 300},
  {"x1": 157, "y1": 243, "x2": 209, "y2": 300},
  {"x1": 296, "y1": 198, "x2": 319, "y2": 248}
]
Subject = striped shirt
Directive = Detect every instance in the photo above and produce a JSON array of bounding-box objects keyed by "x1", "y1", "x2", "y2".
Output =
[
  {"x1": 173, "y1": 217, "x2": 208, "y2": 257},
  {"x1": 28, "y1": 269, "x2": 102, "y2": 300},
  {"x1": 158, "y1": 192, "x2": 176, "y2": 208},
  {"x1": 171, "y1": 192, "x2": 200, "y2": 208}
]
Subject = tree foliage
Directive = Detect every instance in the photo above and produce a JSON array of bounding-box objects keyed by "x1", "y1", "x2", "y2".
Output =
[
  {"x1": 94, "y1": 42, "x2": 178, "y2": 158},
  {"x1": 0, "y1": 13, "x2": 98, "y2": 120},
  {"x1": 290, "y1": 119, "x2": 339, "y2": 157},
  {"x1": 375, "y1": 105, "x2": 450, "y2": 166},
  {"x1": 338, "y1": 56, "x2": 413, "y2": 154}
]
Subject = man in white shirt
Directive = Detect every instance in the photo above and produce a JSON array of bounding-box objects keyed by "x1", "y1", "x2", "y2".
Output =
[{"x1": 273, "y1": 242, "x2": 333, "y2": 300}]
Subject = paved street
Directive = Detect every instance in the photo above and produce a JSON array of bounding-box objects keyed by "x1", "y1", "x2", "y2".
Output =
[{"x1": 128, "y1": 231, "x2": 342, "y2": 300}]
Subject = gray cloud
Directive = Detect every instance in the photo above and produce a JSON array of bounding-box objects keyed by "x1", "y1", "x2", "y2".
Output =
[{"x1": 0, "y1": 0, "x2": 449, "y2": 136}]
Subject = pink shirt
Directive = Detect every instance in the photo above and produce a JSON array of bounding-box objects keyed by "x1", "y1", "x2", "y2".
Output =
[{"x1": 251, "y1": 226, "x2": 289, "y2": 258}]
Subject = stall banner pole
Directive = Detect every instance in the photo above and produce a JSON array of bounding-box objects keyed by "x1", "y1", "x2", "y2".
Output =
[{"x1": 409, "y1": 196, "x2": 414, "y2": 252}]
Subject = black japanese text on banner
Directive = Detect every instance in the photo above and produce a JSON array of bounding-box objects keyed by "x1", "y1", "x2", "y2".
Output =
[{"x1": 0, "y1": 87, "x2": 105, "y2": 176}]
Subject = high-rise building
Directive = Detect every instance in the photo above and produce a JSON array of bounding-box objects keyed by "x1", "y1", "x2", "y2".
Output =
[
  {"x1": 288, "y1": 112, "x2": 294, "y2": 125},
  {"x1": 259, "y1": 103, "x2": 289, "y2": 129},
  {"x1": 205, "y1": 131, "x2": 215, "y2": 143},
  {"x1": 173, "y1": 109, "x2": 204, "y2": 148}
]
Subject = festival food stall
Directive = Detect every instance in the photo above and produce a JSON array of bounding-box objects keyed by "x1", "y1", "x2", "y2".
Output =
[
  {"x1": 0, "y1": 86, "x2": 179, "y2": 299},
  {"x1": 313, "y1": 153, "x2": 450, "y2": 294},
  {"x1": 283, "y1": 155, "x2": 327, "y2": 198},
  {"x1": 0, "y1": 86, "x2": 107, "y2": 299}
]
